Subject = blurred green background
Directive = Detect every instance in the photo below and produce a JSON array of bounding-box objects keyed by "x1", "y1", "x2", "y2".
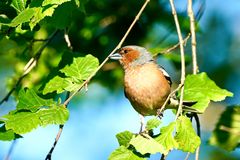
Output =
[{"x1": 0, "y1": 0, "x2": 240, "y2": 159}]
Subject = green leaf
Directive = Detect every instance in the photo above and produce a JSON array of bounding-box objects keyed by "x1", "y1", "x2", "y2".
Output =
[
  {"x1": 116, "y1": 131, "x2": 134, "y2": 147},
  {"x1": 4, "y1": 112, "x2": 40, "y2": 134},
  {"x1": 42, "y1": 0, "x2": 70, "y2": 6},
  {"x1": 43, "y1": 54, "x2": 99, "y2": 94},
  {"x1": 130, "y1": 135, "x2": 167, "y2": 155},
  {"x1": 3, "y1": 105, "x2": 69, "y2": 134},
  {"x1": 175, "y1": 116, "x2": 201, "y2": 153},
  {"x1": 29, "y1": 6, "x2": 57, "y2": 30},
  {"x1": 108, "y1": 146, "x2": 146, "y2": 160},
  {"x1": 0, "y1": 125, "x2": 22, "y2": 141},
  {"x1": 209, "y1": 106, "x2": 240, "y2": 151},
  {"x1": 11, "y1": 0, "x2": 28, "y2": 13},
  {"x1": 43, "y1": 76, "x2": 70, "y2": 94},
  {"x1": 183, "y1": 72, "x2": 233, "y2": 113},
  {"x1": 155, "y1": 122, "x2": 178, "y2": 151},
  {"x1": 38, "y1": 105, "x2": 69, "y2": 126},
  {"x1": 60, "y1": 54, "x2": 99, "y2": 81},
  {"x1": 9, "y1": 8, "x2": 36, "y2": 27},
  {"x1": 17, "y1": 88, "x2": 56, "y2": 112},
  {"x1": 146, "y1": 118, "x2": 161, "y2": 130}
]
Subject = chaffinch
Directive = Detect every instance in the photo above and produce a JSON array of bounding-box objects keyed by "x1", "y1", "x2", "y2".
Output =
[{"x1": 110, "y1": 45, "x2": 172, "y2": 116}]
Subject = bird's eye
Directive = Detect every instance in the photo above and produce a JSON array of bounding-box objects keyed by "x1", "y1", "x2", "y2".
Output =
[{"x1": 124, "y1": 49, "x2": 129, "y2": 54}]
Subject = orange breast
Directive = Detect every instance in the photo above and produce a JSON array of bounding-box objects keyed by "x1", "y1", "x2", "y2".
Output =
[{"x1": 124, "y1": 63, "x2": 171, "y2": 116}]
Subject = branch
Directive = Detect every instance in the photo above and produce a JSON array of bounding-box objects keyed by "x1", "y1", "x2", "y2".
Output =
[
  {"x1": 188, "y1": 0, "x2": 200, "y2": 159},
  {"x1": 45, "y1": 92, "x2": 70, "y2": 160},
  {"x1": 188, "y1": 0, "x2": 198, "y2": 74},
  {"x1": 63, "y1": 0, "x2": 151, "y2": 106},
  {"x1": 64, "y1": 28, "x2": 73, "y2": 50},
  {"x1": 0, "y1": 30, "x2": 59, "y2": 105},
  {"x1": 161, "y1": 33, "x2": 191, "y2": 54},
  {"x1": 168, "y1": 0, "x2": 186, "y2": 120},
  {"x1": 45, "y1": 28, "x2": 73, "y2": 159},
  {"x1": 45, "y1": 0, "x2": 151, "y2": 158}
]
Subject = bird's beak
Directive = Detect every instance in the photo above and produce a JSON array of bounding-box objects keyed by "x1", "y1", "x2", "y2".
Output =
[{"x1": 109, "y1": 53, "x2": 122, "y2": 60}]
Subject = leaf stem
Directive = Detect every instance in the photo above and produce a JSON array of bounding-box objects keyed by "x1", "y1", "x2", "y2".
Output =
[{"x1": 168, "y1": 0, "x2": 186, "y2": 120}]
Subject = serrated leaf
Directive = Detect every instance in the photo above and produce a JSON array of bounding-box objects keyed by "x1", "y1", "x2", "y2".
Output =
[
  {"x1": 42, "y1": 0, "x2": 70, "y2": 6},
  {"x1": 155, "y1": 122, "x2": 178, "y2": 151},
  {"x1": 9, "y1": 8, "x2": 36, "y2": 27},
  {"x1": 146, "y1": 118, "x2": 161, "y2": 130},
  {"x1": 183, "y1": 72, "x2": 233, "y2": 113},
  {"x1": 108, "y1": 146, "x2": 146, "y2": 160},
  {"x1": 209, "y1": 106, "x2": 240, "y2": 151},
  {"x1": 38, "y1": 105, "x2": 69, "y2": 126},
  {"x1": 175, "y1": 116, "x2": 201, "y2": 153},
  {"x1": 4, "y1": 112, "x2": 40, "y2": 134},
  {"x1": 116, "y1": 131, "x2": 134, "y2": 147},
  {"x1": 29, "y1": 6, "x2": 57, "y2": 30},
  {"x1": 130, "y1": 135, "x2": 167, "y2": 155},
  {"x1": 0, "y1": 125, "x2": 22, "y2": 141},
  {"x1": 11, "y1": 0, "x2": 27, "y2": 13},
  {"x1": 43, "y1": 76, "x2": 69, "y2": 94},
  {"x1": 60, "y1": 54, "x2": 99, "y2": 80},
  {"x1": 17, "y1": 88, "x2": 56, "y2": 112}
]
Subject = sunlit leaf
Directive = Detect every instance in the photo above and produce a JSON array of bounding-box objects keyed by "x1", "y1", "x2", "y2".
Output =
[
  {"x1": 38, "y1": 105, "x2": 69, "y2": 126},
  {"x1": 130, "y1": 135, "x2": 167, "y2": 155},
  {"x1": 4, "y1": 112, "x2": 40, "y2": 134},
  {"x1": 9, "y1": 8, "x2": 36, "y2": 27},
  {"x1": 108, "y1": 146, "x2": 146, "y2": 160},
  {"x1": 209, "y1": 106, "x2": 240, "y2": 151},
  {"x1": 146, "y1": 118, "x2": 161, "y2": 131},
  {"x1": 11, "y1": 0, "x2": 27, "y2": 13},
  {"x1": 183, "y1": 72, "x2": 233, "y2": 113},
  {"x1": 116, "y1": 131, "x2": 134, "y2": 147},
  {"x1": 60, "y1": 54, "x2": 99, "y2": 80},
  {"x1": 42, "y1": 0, "x2": 70, "y2": 6},
  {"x1": 3, "y1": 105, "x2": 69, "y2": 134},
  {"x1": 17, "y1": 88, "x2": 56, "y2": 112},
  {"x1": 175, "y1": 116, "x2": 201, "y2": 153},
  {"x1": 43, "y1": 76, "x2": 69, "y2": 94},
  {"x1": 0, "y1": 125, "x2": 22, "y2": 141},
  {"x1": 155, "y1": 122, "x2": 178, "y2": 151}
]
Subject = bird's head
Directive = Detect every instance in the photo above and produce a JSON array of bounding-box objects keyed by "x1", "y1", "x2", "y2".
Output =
[{"x1": 109, "y1": 45, "x2": 154, "y2": 69}]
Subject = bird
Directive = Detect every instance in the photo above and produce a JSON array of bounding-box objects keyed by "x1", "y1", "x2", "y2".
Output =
[{"x1": 109, "y1": 45, "x2": 197, "y2": 121}]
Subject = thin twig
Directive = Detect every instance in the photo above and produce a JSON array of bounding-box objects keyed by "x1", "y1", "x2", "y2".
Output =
[
  {"x1": 46, "y1": 28, "x2": 73, "y2": 159},
  {"x1": 157, "y1": 84, "x2": 182, "y2": 117},
  {"x1": 63, "y1": 0, "x2": 151, "y2": 106},
  {"x1": 188, "y1": 0, "x2": 198, "y2": 74},
  {"x1": 168, "y1": 0, "x2": 186, "y2": 121},
  {"x1": 161, "y1": 33, "x2": 191, "y2": 54},
  {"x1": 184, "y1": 152, "x2": 191, "y2": 160},
  {"x1": 188, "y1": 0, "x2": 200, "y2": 159},
  {"x1": 4, "y1": 140, "x2": 17, "y2": 160},
  {"x1": 45, "y1": 92, "x2": 70, "y2": 160},
  {"x1": 0, "y1": 30, "x2": 58, "y2": 105},
  {"x1": 64, "y1": 28, "x2": 73, "y2": 50},
  {"x1": 46, "y1": 0, "x2": 150, "y2": 158},
  {"x1": 45, "y1": 125, "x2": 64, "y2": 160}
]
